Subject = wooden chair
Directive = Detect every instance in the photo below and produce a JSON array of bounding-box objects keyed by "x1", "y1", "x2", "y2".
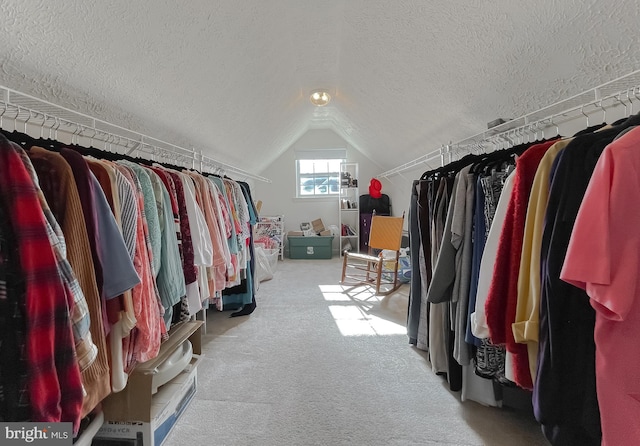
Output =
[{"x1": 340, "y1": 212, "x2": 405, "y2": 295}]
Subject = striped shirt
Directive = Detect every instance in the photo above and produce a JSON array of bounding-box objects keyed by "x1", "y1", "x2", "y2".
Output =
[{"x1": 15, "y1": 145, "x2": 97, "y2": 373}]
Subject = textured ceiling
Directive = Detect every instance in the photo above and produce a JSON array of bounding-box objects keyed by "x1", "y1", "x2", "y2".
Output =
[{"x1": 1, "y1": 0, "x2": 639, "y2": 175}]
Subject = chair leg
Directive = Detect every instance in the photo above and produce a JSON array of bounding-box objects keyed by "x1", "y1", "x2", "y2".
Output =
[
  {"x1": 390, "y1": 265, "x2": 398, "y2": 292},
  {"x1": 375, "y1": 259, "x2": 383, "y2": 295},
  {"x1": 377, "y1": 256, "x2": 402, "y2": 296},
  {"x1": 392, "y1": 253, "x2": 400, "y2": 291},
  {"x1": 341, "y1": 253, "x2": 348, "y2": 283}
]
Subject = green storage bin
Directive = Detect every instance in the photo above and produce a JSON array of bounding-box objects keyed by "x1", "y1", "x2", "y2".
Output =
[{"x1": 288, "y1": 236, "x2": 334, "y2": 259}]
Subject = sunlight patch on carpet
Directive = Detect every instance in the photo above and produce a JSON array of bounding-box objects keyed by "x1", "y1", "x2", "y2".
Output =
[{"x1": 320, "y1": 284, "x2": 406, "y2": 336}]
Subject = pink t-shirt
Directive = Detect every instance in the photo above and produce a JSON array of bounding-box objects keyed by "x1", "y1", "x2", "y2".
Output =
[{"x1": 561, "y1": 126, "x2": 640, "y2": 446}]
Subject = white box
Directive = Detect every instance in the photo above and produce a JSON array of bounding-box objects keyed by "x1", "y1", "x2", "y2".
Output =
[{"x1": 92, "y1": 360, "x2": 199, "y2": 446}]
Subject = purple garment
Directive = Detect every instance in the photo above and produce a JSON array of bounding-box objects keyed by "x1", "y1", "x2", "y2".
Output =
[{"x1": 60, "y1": 148, "x2": 102, "y2": 296}]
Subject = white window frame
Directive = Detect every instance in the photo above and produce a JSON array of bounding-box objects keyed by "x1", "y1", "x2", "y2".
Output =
[
  {"x1": 296, "y1": 158, "x2": 343, "y2": 198},
  {"x1": 295, "y1": 148, "x2": 347, "y2": 199}
]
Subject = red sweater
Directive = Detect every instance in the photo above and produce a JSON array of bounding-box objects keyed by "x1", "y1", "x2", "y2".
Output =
[{"x1": 485, "y1": 139, "x2": 557, "y2": 389}]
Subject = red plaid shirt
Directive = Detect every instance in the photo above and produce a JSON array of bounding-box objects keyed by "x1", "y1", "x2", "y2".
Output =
[{"x1": 0, "y1": 137, "x2": 83, "y2": 431}]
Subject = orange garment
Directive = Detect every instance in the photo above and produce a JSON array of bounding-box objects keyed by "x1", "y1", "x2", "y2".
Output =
[{"x1": 28, "y1": 147, "x2": 110, "y2": 417}]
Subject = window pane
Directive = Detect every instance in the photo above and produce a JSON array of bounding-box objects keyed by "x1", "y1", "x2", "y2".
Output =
[
  {"x1": 299, "y1": 160, "x2": 315, "y2": 174},
  {"x1": 327, "y1": 159, "x2": 342, "y2": 172},
  {"x1": 296, "y1": 158, "x2": 344, "y2": 197},
  {"x1": 314, "y1": 160, "x2": 330, "y2": 174}
]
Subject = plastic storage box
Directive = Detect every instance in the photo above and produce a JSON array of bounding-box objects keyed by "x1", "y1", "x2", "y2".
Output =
[{"x1": 288, "y1": 236, "x2": 334, "y2": 259}]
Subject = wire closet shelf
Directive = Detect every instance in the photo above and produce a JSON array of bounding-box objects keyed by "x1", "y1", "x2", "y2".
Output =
[
  {"x1": 378, "y1": 69, "x2": 640, "y2": 178},
  {"x1": 0, "y1": 85, "x2": 271, "y2": 183}
]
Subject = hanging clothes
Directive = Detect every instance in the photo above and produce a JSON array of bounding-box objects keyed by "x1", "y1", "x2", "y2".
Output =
[
  {"x1": 561, "y1": 126, "x2": 640, "y2": 446},
  {"x1": 27, "y1": 146, "x2": 112, "y2": 418},
  {"x1": 471, "y1": 170, "x2": 515, "y2": 385},
  {"x1": 533, "y1": 118, "x2": 640, "y2": 445},
  {"x1": 426, "y1": 177, "x2": 453, "y2": 378},
  {"x1": 414, "y1": 179, "x2": 435, "y2": 351},
  {"x1": 406, "y1": 180, "x2": 423, "y2": 345},
  {"x1": 221, "y1": 178, "x2": 257, "y2": 312},
  {"x1": 0, "y1": 176, "x2": 30, "y2": 423},
  {"x1": 472, "y1": 169, "x2": 510, "y2": 385},
  {"x1": 146, "y1": 167, "x2": 186, "y2": 327},
  {"x1": 148, "y1": 166, "x2": 192, "y2": 323},
  {"x1": 426, "y1": 171, "x2": 499, "y2": 404},
  {"x1": 484, "y1": 139, "x2": 558, "y2": 389},
  {"x1": 112, "y1": 163, "x2": 165, "y2": 368},
  {"x1": 450, "y1": 165, "x2": 475, "y2": 366},
  {"x1": 0, "y1": 136, "x2": 84, "y2": 432},
  {"x1": 471, "y1": 171, "x2": 515, "y2": 340},
  {"x1": 178, "y1": 172, "x2": 214, "y2": 313},
  {"x1": 210, "y1": 176, "x2": 240, "y2": 287},
  {"x1": 19, "y1": 147, "x2": 98, "y2": 374},
  {"x1": 207, "y1": 176, "x2": 235, "y2": 288},
  {"x1": 0, "y1": 125, "x2": 261, "y2": 430},
  {"x1": 511, "y1": 138, "x2": 572, "y2": 381},
  {"x1": 422, "y1": 157, "x2": 516, "y2": 405},
  {"x1": 231, "y1": 181, "x2": 259, "y2": 317},
  {"x1": 158, "y1": 169, "x2": 194, "y2": 323},
  {"x1": 86, "y1": 158, "x2": 139, "y2": 392},
  {"x1": 184, "y1": 172, "x2": 223, "y2": 297}
]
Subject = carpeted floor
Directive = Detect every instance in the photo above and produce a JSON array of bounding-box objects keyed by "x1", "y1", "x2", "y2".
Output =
[{"x1": 163, "y1": 257, "x2": 548, "y2": 446}]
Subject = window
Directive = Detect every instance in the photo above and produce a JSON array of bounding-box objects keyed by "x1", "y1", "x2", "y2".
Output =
[{"x1": 297, "y1": 159, "x2": 343, "y2": 197}]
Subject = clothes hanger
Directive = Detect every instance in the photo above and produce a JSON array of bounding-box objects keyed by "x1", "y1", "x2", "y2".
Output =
[
  {"x1": 549, "y1": 117, "x2": 560, "y2": 138},
  {"x1": 633, "y1": 86, "x2": 640, "y2": 115},
  {"x1": 535, "y1": 121, "x2": 545, "y2": 142},
  {"x1": 469, "y1": 149, "x2": 506, "y2": 174},
  {"x1": 3, "y1": 109, "x2": 39, "y2": 148},
  {"x1": 615, "y1": 94, "x2": 628, "y2": 118},
  {"x1": 420, "y1": 152, "x2": 479, "y2": 180},
  {"x1": 0, "y1": 102, "x2": 7, "y2": 130},
  {"x1": 72, "y1": 124, "x2": 83, "y2": 146},
  {"x1": 468, "y1": 133, "x2": 520, "y2": 174},
  {"x1": 581, "y1": 105, "x2": 590, "y2": 127},
  {"x1": 32, "y1": 116, "x2": 64, "y2": 151},
  {"x1": 597, "y1": 100, "x2": 607, "y2": 124},
  {"x1": 46, "y1": 117, "x2": 65, "y2": 150}
]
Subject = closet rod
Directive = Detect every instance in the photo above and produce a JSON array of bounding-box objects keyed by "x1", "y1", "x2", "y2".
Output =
[
  {"x1": 200, "y1": 153, "x2": 271, "y2": 183},
  {"x1": 378, "y1": 69, "x2": 640, "y2": 178},
  {"x1": 0, "y1": 85, "x2": 271, "y2": 183}
]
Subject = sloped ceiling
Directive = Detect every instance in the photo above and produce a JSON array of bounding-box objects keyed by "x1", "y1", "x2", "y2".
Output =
[{"x1": 1, "y1": 0, "x2": 639, "y2": 176}]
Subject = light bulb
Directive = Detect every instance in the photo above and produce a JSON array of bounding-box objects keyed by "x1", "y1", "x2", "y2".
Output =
[{"x1": 310, "y1": 89, "x2": 331, "y2": 106}]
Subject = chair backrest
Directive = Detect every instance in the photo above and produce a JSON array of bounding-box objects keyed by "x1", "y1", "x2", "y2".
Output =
[{"x1": 368, "y1": 214, "x2": 405, "y2": 251}]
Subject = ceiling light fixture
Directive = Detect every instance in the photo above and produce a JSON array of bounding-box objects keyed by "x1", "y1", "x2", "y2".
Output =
[{"x1": 310, "y1": 89, "x2": 331, "y2": 107}]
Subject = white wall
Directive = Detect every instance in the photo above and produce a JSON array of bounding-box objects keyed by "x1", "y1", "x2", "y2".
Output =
[
  {"x1": 380, "y1": 175, "x2": 413, "y2": 227},
  {"x1": 255, "y1": 128, "x2": 383, "y2": 253}
]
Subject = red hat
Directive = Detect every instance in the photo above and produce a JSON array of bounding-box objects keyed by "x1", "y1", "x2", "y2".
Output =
[{"x1": 369, "y1": 178, "x2": 382, "y2": 198}]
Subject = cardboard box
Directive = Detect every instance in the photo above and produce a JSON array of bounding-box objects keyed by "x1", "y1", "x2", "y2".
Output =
[
  {"x1": 94, "y1": 321, "x2": 203, "y2": 446},
  {"x1": 92, "y1": 362, "x2": 198, "y2": 446},
  {"x1": 289, "y1": 219, "x2": 331, "y2": 238},
  {"x1": 311, "y1": 218, "x2": 326, "y2": 234}
]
